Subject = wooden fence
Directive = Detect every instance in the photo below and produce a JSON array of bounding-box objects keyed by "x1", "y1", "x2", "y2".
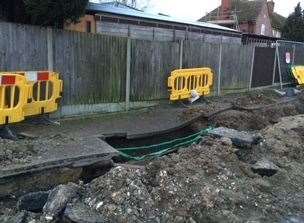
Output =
[{"x1": 0, "y1": 21, "x2": 255, "y2": 116}]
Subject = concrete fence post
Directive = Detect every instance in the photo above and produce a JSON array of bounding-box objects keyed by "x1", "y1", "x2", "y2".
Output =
[
  {"x1": 47, "y1": 27, "x2": 54, "y2": 71},
  {"x1": 276, "y1": 42, "x2": 283, "y2": 89},
  {"x1": 217, "y1": 38, "x2": 223, "y2": 96},
  {"x1": 179, "y1": 40, "x2": 184, "y2": 69},
  {"x1": 272, "y1": 47, "x2": 277, "y2": 85},
  {"x1": 125, "y1": 38, "x2": 131, "y2": 111},
  {"x1": 249, "y1": 46, "x2": 256, "y2": 90}
]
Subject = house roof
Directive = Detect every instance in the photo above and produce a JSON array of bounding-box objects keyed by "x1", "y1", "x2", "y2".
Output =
[
  {"x1": 87, "y1": 2, "x2": 239, "y2": 33},
  {"x1": 200, "y1": 0, "x2": 264, "y2": 23},
  {"x1": 200, "y1": 0, "x2": 286, "y2": 30}
]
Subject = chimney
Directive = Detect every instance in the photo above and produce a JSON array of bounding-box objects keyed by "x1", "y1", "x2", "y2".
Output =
[
  {"x1": 221, "y1": 0, "x2": 232, "y2": 19},
  {"x1": 267, "y1": 0, "x2": 275, "y2": 15}
]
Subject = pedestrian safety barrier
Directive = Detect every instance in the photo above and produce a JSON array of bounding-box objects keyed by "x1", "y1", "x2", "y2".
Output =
[
  {"x1": 0, "y1": 73, "x2": 29, "y2": 125},
  {"x1": 16, "y1": 71, "x2": 63, "y2": 117},
  {"x1": 0, "y1": 71, "x2": 63, "y2": 126},
  {"x1": 168, "y1": 68, "x2": 213, "y2": 101},
  {"x1": 291, "y1": 66, "x2": 304, "y2": 85}
]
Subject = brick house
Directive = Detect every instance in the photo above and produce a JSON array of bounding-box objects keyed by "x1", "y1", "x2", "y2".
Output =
[{"x1": 200, "y1": 0, "x2": 286, "y2": 37}]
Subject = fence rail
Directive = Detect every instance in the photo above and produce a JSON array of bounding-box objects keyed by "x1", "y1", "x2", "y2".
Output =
[{"x1": 0, "y1": 21, "x2": 301, "y2": 117}]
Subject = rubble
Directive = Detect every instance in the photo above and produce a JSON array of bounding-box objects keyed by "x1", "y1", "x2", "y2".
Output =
[
  {"x1": 61, "y1": 117, "x2": 304, "y2": 223},
  {"x1": 85, "y1": 166, "x2": 158, "y2": 223},
  {"x1": 251, "y1": 158, "x2": 280, "y2": 177},
  {"x1": 43, "y1": 183, "x2": 81, "y2": 221},
  {"x1": 0, "y1": 211, "x2": 28, "y2": 223},
  {"x1": 63, "y1": 202, "x2": 105, "y2": 223},
  {"x1": 1, "y1": 91, "x2": 304, "y2": 222},
  {"x1": 17, "y1": 191, "x2": 49, "y2": 212},
  {"x1": 209, "y1": 127, "x2": 261, "y2": 148}
]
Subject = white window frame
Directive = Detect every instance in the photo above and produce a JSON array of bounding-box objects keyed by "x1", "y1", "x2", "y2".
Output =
[{"x1": 261, "y1": 24, "x2": 266, "y2": 35}]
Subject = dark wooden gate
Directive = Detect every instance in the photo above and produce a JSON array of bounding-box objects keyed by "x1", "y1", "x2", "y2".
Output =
[{"x1": 251, "y1": 47, "x2": 276, "y2": 88}]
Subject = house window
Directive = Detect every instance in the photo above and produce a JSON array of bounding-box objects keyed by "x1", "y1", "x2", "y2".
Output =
[
  {"x1": 261, "y1": 24, "x2": 266, "y2": 35},
  {"x1": 272, "y1": 29, "x2": 281, "y2": 38},
  {"x1": 86, "y1": 21, "x2": 92, "y2": 33},
  {"x1": 276, "y1": 32, "x2": 281, "y2": 38}
]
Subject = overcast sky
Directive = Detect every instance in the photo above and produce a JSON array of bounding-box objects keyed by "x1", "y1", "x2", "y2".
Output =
[{"x1": 143, "y1": 0, "x2": 304, "y2": 21}]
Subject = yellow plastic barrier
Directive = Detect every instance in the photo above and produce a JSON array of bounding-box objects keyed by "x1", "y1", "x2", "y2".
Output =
[
  {"x1": 0, "y1": 73, "x2": 28, "y2": 125},
  {"x1": 291, "y1": 66, "x2": 304, "y2": 85},
  {"x1": 168, "y1": 68, "x2": 213, "y2": 101},
  {"x1": 23, "y1": 71, "x2": 63, "y2": 117},
  {"x1": 4, "y1": 71, "x2": 63, "y2": 117}
]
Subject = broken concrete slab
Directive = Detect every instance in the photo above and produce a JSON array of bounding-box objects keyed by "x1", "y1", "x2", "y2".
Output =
[
  {"x1": 17, "y1": 191, "x2": 49, "y2": 212},
  {"x1": 64, "y1": 202, "x2": 106, "y2": 223},
  {"x1": 251, "y1": 158, "x2": 280, "y2": 177},
  {"x1": 209, "y1": 127, "x2": 261, "y2": 148},
  {"x1": 0, "y1": 137, "x2": 118, "y2": 198},
  {"x1": 43, "y1": 183, "x2": 81, "y2": 222}
]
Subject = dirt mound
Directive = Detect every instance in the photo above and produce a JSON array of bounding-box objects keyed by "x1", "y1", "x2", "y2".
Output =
[
  {"x1": 60, "y1": 133, "x2": 304, "y2": 223},
  {"x1": 233, "y1": 92, "x2": 277, "y2": 108},
  {"x1": 68, "y1": 138, "x2": 243, "y2": 223},
  {"x1": 2, "y1": 117, "x2": 304, "y2": 222},
  {"x1": 85, "y1": 166, "x2": 157, "y2": 223},
  {"x1": 2, "y1": 90, "x2": 304, "y2": 222},
  {"x1": 209, "y1": 110, "x2": 269, "y2": 131},
  {"x1": 209, "y1": 103, "x2": 299, "y2": 131},
  {"x1": 261, "y1": 115, "x2": 304, "y2": 162}
]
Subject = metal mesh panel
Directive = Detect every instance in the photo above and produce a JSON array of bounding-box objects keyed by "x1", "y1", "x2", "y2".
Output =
[{"x1": 276, "y1": 40, "x2": 295, "y2": 83}]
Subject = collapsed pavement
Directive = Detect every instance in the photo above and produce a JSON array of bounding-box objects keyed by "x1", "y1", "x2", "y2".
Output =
[{"x1": 1, "y1": 90, "x2": 304, "y2": 222}]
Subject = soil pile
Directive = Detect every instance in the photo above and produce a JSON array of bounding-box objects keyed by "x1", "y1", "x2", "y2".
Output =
[
  {"x1": 67, "y1": 116, "x2": 304, "y2": 223},
  {"x1": 233, "y1": 91, "x2": 278, "y2": 108},
  {"x1": 2, "y1": 90, "x2": 304, "y2": 223},
  {"x1": 209, "y1": 101, "x2": 299, "y2": 131},
  {"x1": 261, "y1": 115, "x2": 304, "y2": 162},
  {"x1": 28, "y1": 114, "x2": 301, "y2": 223},
  {"x1": 1, "y1": 116, "x2": 304, "y2": 222},
  {"x1": 185, "y1": 90, "x2": 303, "y2": 132}
]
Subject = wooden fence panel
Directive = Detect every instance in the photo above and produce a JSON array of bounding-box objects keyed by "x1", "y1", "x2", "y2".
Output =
[
  {"x1": 182, "y1": 41, "x2": 220, "y2": 93},
  {"x1": 53, "y1": 30, "x2": 127, "y2": 105},
  {"x1": 0, "y1": 21, "x2": 270, "y2": 111},
  {"x1": 0, "y1": 22, "x2": 48, "y2": 71},
  {"x1": 221, "y1": 44, "x2": 253, "y2": 91},
  {"x1": 130, "y1": 39, "x2": 180, "y2": 101}
]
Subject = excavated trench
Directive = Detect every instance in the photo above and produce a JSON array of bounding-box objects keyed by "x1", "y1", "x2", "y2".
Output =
[
  {"x1": 2, "y1": 90, "x2": 304, "y2": 222},
  {"x1": 104, "y1": 126, "x2": 197, "y2": 149}
]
